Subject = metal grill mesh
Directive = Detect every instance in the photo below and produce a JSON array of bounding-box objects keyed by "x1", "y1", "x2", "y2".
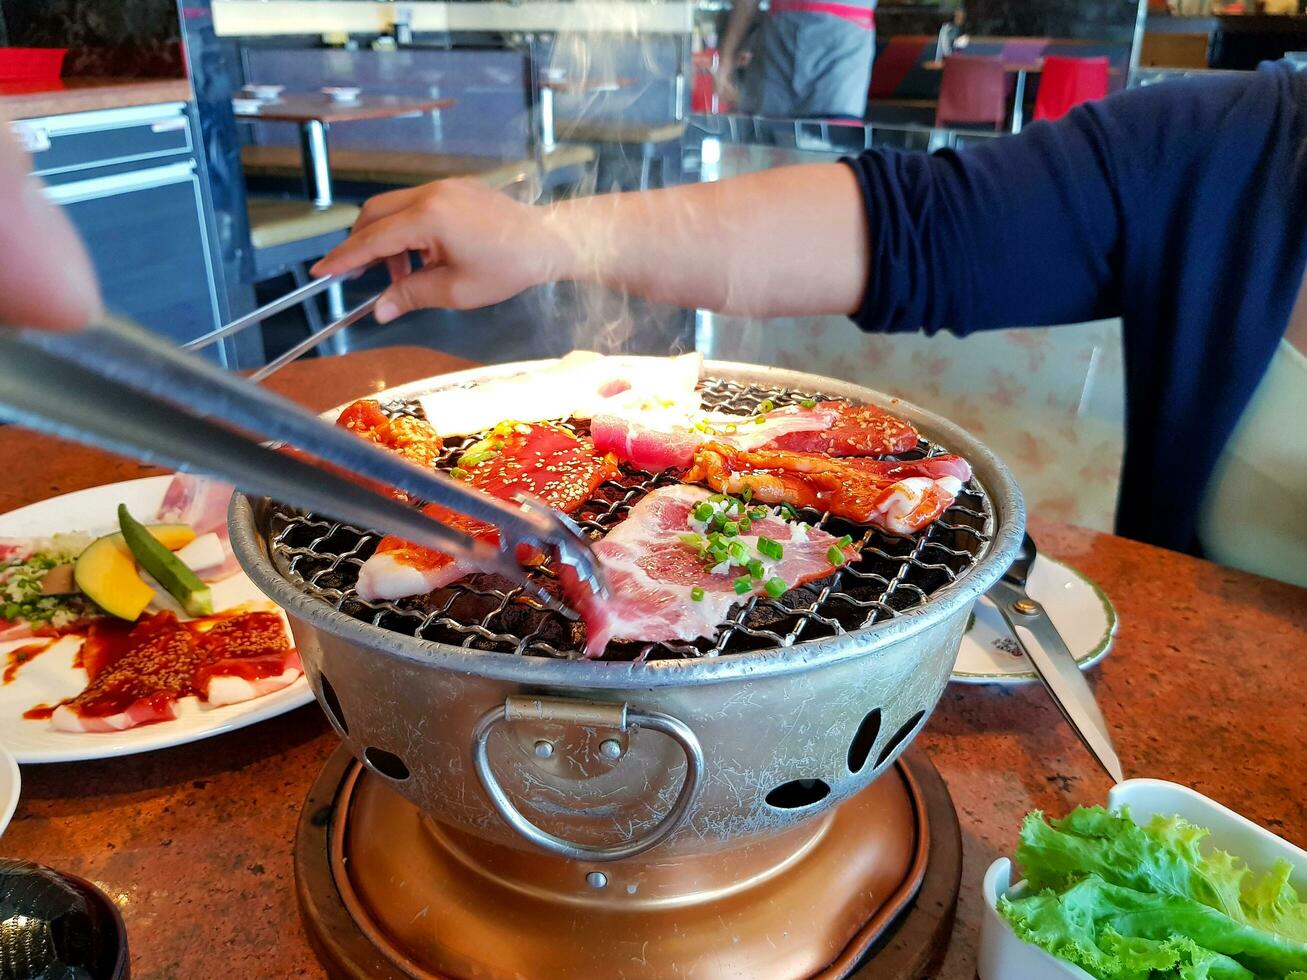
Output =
[{"x1": 267, "y1": 377, "x2": 994, "y2": 661}]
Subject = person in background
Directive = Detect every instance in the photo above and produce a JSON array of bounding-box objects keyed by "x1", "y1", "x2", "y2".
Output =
[
  {"x1": 315, "y1": 62, "x2": 1307, "y2": 588},
  {"x1": 715, "y1": 0, "x2": 877, "y2": 119}
]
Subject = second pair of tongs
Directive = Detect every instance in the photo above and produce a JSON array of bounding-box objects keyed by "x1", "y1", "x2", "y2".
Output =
[{"x1": 0, "y1": 316, "x2": 608, "y2": 617}]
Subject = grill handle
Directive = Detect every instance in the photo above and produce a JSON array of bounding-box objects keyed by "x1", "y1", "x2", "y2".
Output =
[{"x1": 471, "y1": 696, "x2": 705, "y2": 863}]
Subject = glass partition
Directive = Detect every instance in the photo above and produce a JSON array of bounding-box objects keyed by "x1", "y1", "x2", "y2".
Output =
[{"x1": 682, "y1": 115, "x2": 1126, "y2": 533}]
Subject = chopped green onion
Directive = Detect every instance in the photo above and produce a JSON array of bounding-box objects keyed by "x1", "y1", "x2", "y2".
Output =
[
  {"x1": 754, "y1": 414, "x2": 767, "y2": 425},
  {"x1": 450, "y1": 467, "x2": 470, "y2": 481},
  {"x1": 679, "y1": 533, "x2": 705, "y2": 548},
  {"x1": 709, "y1": 493, "x2": 728, "y2": 504},
  {"x1": 723, "y1": 520, "x2": 739, "y2": 537},
  {"x1": 693, "y1": 502, "x2": 714, "y2": 522},
  {"x1": 765, "y1": 577, "x2": 787, "y2": 598},
  {"x1": 710, "y1": 547, "x2": 728, "y2": 564},
  {"x1": 724, "y1": 423, "x2": 738, "y2": 434},
  {"x1": 734, "y1": 576, "x2": 752, "y2": 595},
  {"x1": 827, "y1": 546, "x2": 846, "y2": 566},
  {"x1": 758, "y1": 399, "x2": 775, "y2": 413},
  {"x1": 749, "y1": 507, "x2": 767, "y2": 521},
  {"x1": 741, "y1": 486, "x2": 753, "y2": 502},
  {"x1": 757, "y1": 537, "x2": 784, "y2": 561},
  {"x1": 800, "y1": 398, "x2": 817, "y2": 409},
  {"x1": 739, "y1": 517, "x2": 752, "y2": 533},
  {"x1": 837, "y1": 534, "x2": 853, "y2": 548},
  {"x1": 728, "y1": 541, "x2": 748, "y2": 562},
  {"x1": 690, "y1": 586, "x2": 705, "y2": 602},
  {"x1": 746, "y1": 558, "x2": 765, "y2": 579},
  {"x1": 779, "y1": 503, "x2": 798, "y2": 521}
]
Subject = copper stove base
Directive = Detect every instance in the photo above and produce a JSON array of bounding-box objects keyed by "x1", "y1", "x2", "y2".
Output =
[{"x1": 295, "y1": 745, "x2": 961, "y2": 979}]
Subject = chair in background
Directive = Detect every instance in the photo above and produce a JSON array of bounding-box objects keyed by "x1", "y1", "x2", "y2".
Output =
[
  {"x1": 245, "y1": 197, "x2": 360, "y2": 349},
  {"x1": 1033, "y1": 55, "x2": 1109, "y2": 123},
  {"x1": 935, "y1": 55, "x2": 1009, "y2": 130}
]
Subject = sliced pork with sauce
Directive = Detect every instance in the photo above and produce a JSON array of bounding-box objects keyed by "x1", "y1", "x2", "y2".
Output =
[{"x1": 686, "y1": 445, "x2": 970, "y2": 535}]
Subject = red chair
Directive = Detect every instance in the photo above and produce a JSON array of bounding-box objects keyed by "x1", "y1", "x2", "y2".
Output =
[
  {"x1": 0, "y1": 48, "x2": 67, "y2": 83},
  {"x1": 1033, "y1": 55, "x2": 1110, "y2": 122},
  {"x1": 935, "y1": 55, "x2": 1009, "y2": 130}
]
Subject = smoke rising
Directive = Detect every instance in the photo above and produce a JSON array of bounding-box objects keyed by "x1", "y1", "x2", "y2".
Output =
[{"x1": 530, "y1": 3, "x2": 692, "y2": 358}]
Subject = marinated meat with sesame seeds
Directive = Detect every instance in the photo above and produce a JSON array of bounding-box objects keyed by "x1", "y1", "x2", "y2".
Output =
[
  {"x1": 766, "y1": 402, "x2": 920, "y2": 457},
  {"x1": 355, "y1": 423, "x2": 619, "y2": 602},
  {"x1": 33, "y1": 609, "x2": 301, "y2": 732}
]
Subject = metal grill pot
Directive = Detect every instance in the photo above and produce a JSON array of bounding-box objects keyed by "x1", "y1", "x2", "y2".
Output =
[{"x1": 230, "y1": 361, "x2": 1025, "y2": 861}]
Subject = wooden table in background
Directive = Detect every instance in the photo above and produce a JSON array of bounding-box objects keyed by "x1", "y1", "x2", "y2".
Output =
[
  {"x1": 3, "y1": 346, "x2": 1305, "y2": 978},
  {"x1": 234, "y1": 94, "x2": 455, "y2": 207}
]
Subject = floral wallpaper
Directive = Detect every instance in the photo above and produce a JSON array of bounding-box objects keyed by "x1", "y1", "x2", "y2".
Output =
[{"x1": 700, "y1": 311, "x2": 1126, "y2": 532}]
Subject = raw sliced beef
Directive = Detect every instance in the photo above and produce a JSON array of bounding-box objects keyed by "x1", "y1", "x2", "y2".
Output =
[
  {"x1": 591, "y1": 404, "x2": 838, "y2": 472},
  {"x1": 155, "y1": 475, "x2": 242, "y2": 581}
]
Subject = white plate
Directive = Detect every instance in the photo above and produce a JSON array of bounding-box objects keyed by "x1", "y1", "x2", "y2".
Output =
[
  {"x1": 952, "y1": 554, "x2": 1117, "y2": 684},
  {"x1": 242, "y1": 84, "x2": 284, "y2": 101},
  {"x1": 0, "y1": 743, "x2": 18, "y2": 836},
  {"x1": 0, "y1": 477, "x2": 313, "y2": 764}
]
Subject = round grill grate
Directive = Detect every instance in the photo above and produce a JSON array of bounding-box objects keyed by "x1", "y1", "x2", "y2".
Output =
[{"x1": 266, "y1": 377, "x2": 994, "y2": 661}]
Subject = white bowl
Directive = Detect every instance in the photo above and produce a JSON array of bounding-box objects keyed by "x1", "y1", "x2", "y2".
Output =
[
  {"x1": 0, "y1": 743, "x2": 19, "y2": 837},
  {"x1": 242, "y1": 84, "x2": 284, "y2": 101},
  {"x1": 979, "y1": 779, "x2": 1307, "y2": 979},
  {"x1": 322, "y1": 86, "x2": 361, "y2": 103}
]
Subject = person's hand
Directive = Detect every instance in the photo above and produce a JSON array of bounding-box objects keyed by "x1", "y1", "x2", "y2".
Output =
[
  {"x1": 0, "y1": 130, "x2": 101, "y2": 329},
  {"x1": 714, "y1": 64, "x2": 739, "y2": 107},
  {"x1": 312, "y1": 178, "x2": 561, "y2": 324}
]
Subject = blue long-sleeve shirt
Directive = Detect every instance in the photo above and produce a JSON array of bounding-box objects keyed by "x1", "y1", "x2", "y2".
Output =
[{"x1": 844, "y1": 61, "x2": 1307, "y2": 554}]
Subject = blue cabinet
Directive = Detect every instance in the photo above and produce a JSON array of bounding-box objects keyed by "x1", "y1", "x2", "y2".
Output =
[{"x1": 12, "y1": 102, "x2": 232, "y2": 363}]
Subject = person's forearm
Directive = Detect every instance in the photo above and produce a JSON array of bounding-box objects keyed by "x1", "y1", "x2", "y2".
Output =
[
  {"x1": 543, "y1": 163, "x2": 869, "y2": 318},
  {"x1": 718, "y1": 0, "x2": 758, "y2": 66}
]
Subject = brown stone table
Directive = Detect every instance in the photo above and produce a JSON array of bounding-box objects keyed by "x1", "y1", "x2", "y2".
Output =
[{"x1": 3, "y1": 346, "x2": 1305, "y2": 979}]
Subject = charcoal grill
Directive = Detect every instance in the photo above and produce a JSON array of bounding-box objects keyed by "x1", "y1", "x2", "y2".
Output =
[{"x1": 229, "y1": 358, "x2": 1025, "y2": 979}]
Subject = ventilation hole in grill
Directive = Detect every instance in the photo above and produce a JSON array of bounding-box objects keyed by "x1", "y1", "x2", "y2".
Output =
[
  {"x1": 874, "y1": 710, "x2": 926, "y2": 770},
  {"x1": 319, "y1": 674, "x2": 348, "y2": 736},
  {"x1": 765, "y1": 778, "x2": 831, "y2": 810},
  {"x1": 364, "y1": 747, "x2": 410, "y2": 781},
  {"x1": 847, "y1": 708, "x2": 883, "y2": 774}
]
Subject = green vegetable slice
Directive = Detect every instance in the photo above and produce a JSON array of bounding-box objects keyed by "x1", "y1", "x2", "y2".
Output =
[
  {"x1": 764, "y1": 577, "x2": 787, "y2": 598},
  {"x1": 117, "y1": 505, "x2": 212, "y2": 616}
]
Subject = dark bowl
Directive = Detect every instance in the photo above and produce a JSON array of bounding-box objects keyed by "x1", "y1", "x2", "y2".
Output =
[{"x1": 0, "y1": 858, "x2": 128, "y2": 979}]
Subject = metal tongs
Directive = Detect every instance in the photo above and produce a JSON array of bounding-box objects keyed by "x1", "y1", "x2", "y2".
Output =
[{"x1": 0, "y1": 313, "x2": 608, "y2": 618}]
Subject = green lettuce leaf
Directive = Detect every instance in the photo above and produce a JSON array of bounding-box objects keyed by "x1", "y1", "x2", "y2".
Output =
[{"x1": 999, "y1": 807, "x2": 1307, "y2": 979}]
